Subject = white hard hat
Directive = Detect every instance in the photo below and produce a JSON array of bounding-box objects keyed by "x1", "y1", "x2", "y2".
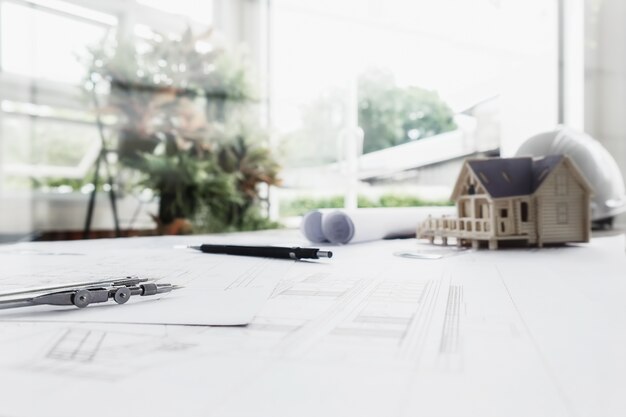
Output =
[{"x1": 515, "y1": 126, "x2": 626, "y2": 223}]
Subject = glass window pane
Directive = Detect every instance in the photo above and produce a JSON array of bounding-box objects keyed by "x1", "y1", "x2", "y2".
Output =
[
  {"x1": 0, "y1": 0, "x2": 235, "y2": 237},
  {"x1": 271, "y1": 0, "x2": 558, "y2": 217},
  {"x1": 0, "y1": 2, "x2": 111, "y2": 84},
  {"x1": 2, "y1": 114, "x2": 100, "y2": 173},
  {"x1": 137, "y1": 0, "x2": 213, "y2": 25}
]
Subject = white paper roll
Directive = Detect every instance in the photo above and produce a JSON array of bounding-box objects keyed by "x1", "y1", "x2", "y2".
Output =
[
  {"x1": 299, "y1": 210, "x2": 329, "y2": 243},
  {"x1": 301, "y1": 206, "x2": 456, "y2": 244}
]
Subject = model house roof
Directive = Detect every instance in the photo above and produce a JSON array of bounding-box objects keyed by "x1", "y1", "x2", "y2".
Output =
[
  {"x1": 467, "y1": 157, "x2": 533, "y2": 197},
  {"x1": 451, "y1": 155, "x2": 591, "y2": 200},
  {"x1": 466, "y1": 155, "x2": 564, "y2": 198}
]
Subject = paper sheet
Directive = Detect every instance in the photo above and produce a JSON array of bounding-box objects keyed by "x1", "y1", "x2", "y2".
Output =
[
  {"x1": 1, "y1": 231, "x2": 625, "y2": 417},
  {"x1": 0, "y1": 236, "x2": 290, "y2": 325},
  {"x1": 301, "y1": 206, "x2": 455, "y2": 244}
]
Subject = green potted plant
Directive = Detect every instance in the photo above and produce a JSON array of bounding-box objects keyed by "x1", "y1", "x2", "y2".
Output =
[{"x1": 84, "y1": 28, "x2": 280, "y2": 234}]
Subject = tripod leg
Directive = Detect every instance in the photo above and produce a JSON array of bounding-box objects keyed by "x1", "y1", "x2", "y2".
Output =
[
  {"x1": 89, "y1": 81, "x2": 121, "y2": 238},
  {"x1": 106, "y1": 170, "x2": 121, "y2": 237},
  {"x1": 83, "y1": 152, "x2": 102, "y2": 239}
]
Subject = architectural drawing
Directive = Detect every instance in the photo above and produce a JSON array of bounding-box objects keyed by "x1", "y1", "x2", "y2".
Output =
[
  {"x1": 1, "y1": 233, "x2": 624, "y2": 416},
  {"x1": 16, "y1": 326, "x2": 196, "y2": 381}
]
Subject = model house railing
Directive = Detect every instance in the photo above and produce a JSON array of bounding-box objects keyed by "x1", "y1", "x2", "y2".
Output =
[{"x1": 417, "y1": 215, "x2": 492, "y2": 243}]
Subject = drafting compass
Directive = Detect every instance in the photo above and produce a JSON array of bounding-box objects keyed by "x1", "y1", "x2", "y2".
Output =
[{"x1": 0, "y1": 277, "x2": 181, "y2": 310}]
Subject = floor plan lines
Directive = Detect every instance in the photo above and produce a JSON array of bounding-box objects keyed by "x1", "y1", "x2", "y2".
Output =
[
  {"x1": 397, "y1": 276, "x2": 443, "y2": 364},
  {"x1": 46, "y1": 329, "x2": 106, "y2": 363},
  {"x1": 17, "y1": 325, "x2": 197, "y2": 381},
  {"x1": 256, "y1": 266, "x2": 445, "y2": 366},
  {"x1": 331, "y1": 279, "x2": 430, "y2": 342},
  {"x1": 275, "y1": 273, "x2": 357, "y2": 298},
  {"x1": 436, "y1": 284, "x2": 464, "y2": 371},
  {"x1": 439, "y1": 285, "x2": 462, "y2": 354}
]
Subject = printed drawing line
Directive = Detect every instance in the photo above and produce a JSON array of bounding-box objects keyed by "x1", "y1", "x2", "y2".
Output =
[
  {"x1": 19, "y1": 326, "x2": 198, "y2": 382},
  {"x1": 46, "y1": 329, "x2": 106, "y2": 362},
  {"x1": 277, "y1": 278, "x2": 376, "y2": 358},
  {"x1": 331, "y1": 279, "x2": 430, "y2": 342},
  {"x1": 439, "y1": 285, "x2": 462, "y2": 354},
  {"x1": 398, "y1": 276, "x2": 441, "y2": 363},
  {"x1": 494, "y1": 265, "x2": 580, "y2": 417}
]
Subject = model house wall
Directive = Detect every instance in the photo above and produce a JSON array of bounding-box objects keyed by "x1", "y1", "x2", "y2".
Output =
[{"x1": 533, "y1": 162, "x2": 591, "y2": 244}]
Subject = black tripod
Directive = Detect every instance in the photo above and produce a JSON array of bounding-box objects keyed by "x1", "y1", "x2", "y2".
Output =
[{"x1": 83, "y1": 80, "x2": 121, "y2": 239}]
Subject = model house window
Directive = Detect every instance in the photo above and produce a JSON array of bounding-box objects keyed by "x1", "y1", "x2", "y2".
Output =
[
  {"x1": 556, "y1": 203, "x2": 568, "y2": 224},
  {"x1": 521, "y1": 202, "x2": 529, "y2": 222},
  {"x1": 556, "y1": 173, "x2": 568, "y2": 195},
  {"x1": 500, "y1": 208, "x2": 508, "y2": 218}
]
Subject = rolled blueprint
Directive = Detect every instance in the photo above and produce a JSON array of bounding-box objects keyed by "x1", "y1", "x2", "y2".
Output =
[
  {"x1": 300, "y1": 206, "x2": 456, "y2": 244},
  {"x1": 300, "y1": 210, "x2": 330, "y2": 243}
]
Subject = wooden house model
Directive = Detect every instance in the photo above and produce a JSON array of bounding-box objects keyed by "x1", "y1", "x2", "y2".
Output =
[{"x1": 418, "y1": 155, "x2": 592, "y2": 249}]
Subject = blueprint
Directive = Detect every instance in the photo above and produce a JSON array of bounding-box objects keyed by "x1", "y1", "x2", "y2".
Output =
[{"x1": 0, "y1": 231, "x2": 625, "y2": 417}]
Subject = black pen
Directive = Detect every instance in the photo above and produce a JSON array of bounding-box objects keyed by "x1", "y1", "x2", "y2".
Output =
[{"x1": 188, "y1": 244, "x2": 333, "y2": 260}]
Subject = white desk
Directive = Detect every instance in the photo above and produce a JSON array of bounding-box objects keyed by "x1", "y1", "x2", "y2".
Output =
[{"x1": 0, "y1": 230, "x2": 625, "y2": 417}]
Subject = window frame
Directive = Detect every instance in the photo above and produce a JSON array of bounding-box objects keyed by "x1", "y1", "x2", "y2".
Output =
[
  {"x1": 556, "y1": 202, "x2": 568, "y2": 224},
  {"x1": 520, "y1": 201, "x2": 529, "y2": 222},
  {"x1": 555, "y1": 173, "x2": 568, "y2": 196},
  {"x1": 0, "y1": 0, "x2": 224, "y2": 182},
  {"x1": 266, "y1": 0, "x2": 563, "y2": 219}
]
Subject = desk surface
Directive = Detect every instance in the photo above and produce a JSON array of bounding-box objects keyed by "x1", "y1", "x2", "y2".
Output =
[{"x1": 0, "y1": 229, "x2": 625, "y2": 417}]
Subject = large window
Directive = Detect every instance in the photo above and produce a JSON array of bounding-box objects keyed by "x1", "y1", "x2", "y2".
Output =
[
  {"x1": 0, "y1": 1, "x2": 114, "y2": 83},
  {"x1": 270, "y1": 0, "x2": 558, "y2": 218},
  {"x1": 0, "y1": 0, "x2": 215, "y2": 183},
  {"x1": 0, "y1": 0, "x2": 217, "y2": 235},
  {"x1": 0, "y1": 0, "x2": 115, "y2": 184},
  {"x1": 0, "y1": 0, "x2": 563, "y2": 235}
]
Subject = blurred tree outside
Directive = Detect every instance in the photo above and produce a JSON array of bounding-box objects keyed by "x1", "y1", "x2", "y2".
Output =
[
  {"x1": 277, "y1": 90, "x2": 345, "y2": 167},
  {"x1": 278, "y1": 69, "x2": 458, "y2": 167},
  {"x1": 358, "y1": 70, "x2": 457, "y2": 154},
  {"x1": 280, "y1": 194, "x2": 453, "y2": 217}
]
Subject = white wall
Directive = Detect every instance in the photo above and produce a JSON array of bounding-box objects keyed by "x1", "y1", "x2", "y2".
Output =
[
  {"x1": 584, "y1": 0, "x2": 626, "y2": 225},
  {"x1": 499, "y1": 1, "x2": 560, "y2": 156},
  {"x1": 585, "y1": 0, "x2": 626, "y2": 164}
]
